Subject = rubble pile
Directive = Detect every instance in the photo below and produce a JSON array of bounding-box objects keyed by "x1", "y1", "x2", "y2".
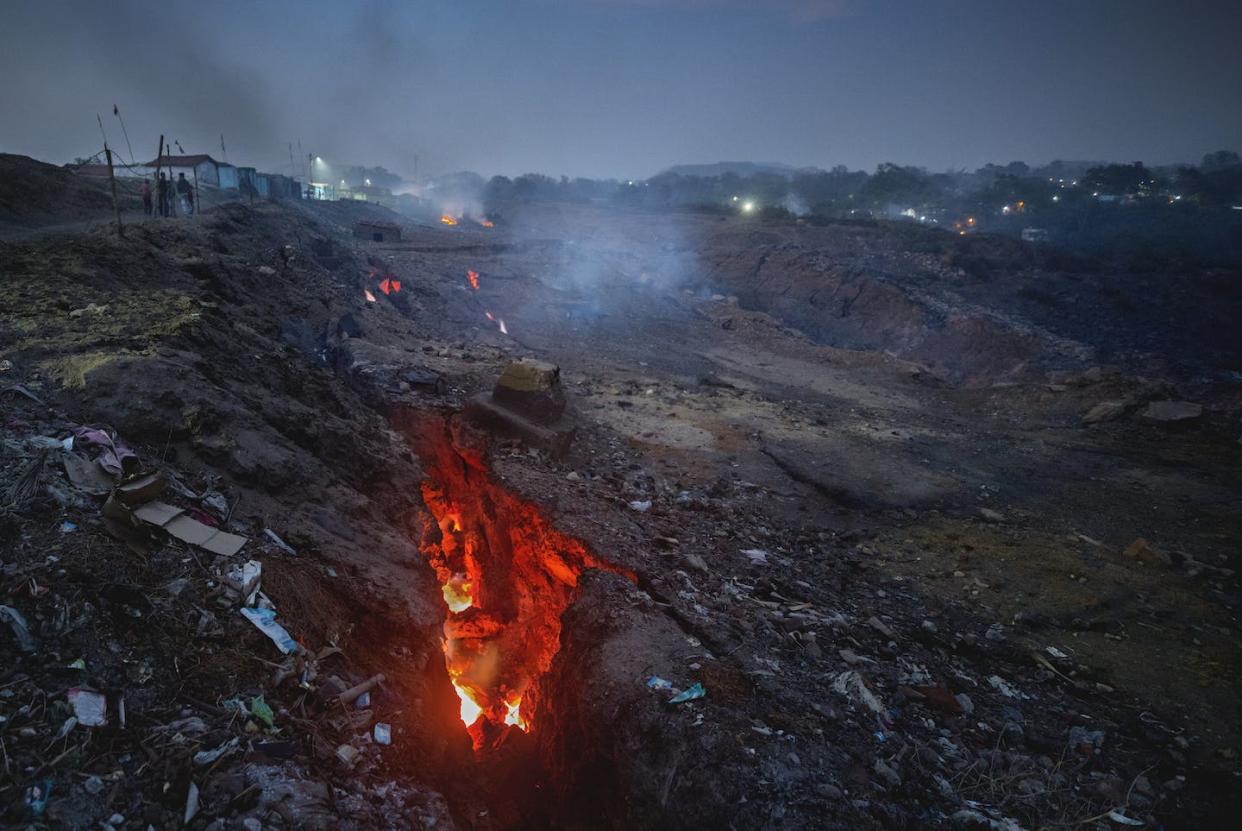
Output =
[{"x1": 0, "y1": 390, "x2": 453, "y2": 829}]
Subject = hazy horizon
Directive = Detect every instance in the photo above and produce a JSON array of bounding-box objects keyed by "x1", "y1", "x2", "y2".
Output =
[{"x1": 2, "y1": 0, "x2": 1239, "y2": 181}]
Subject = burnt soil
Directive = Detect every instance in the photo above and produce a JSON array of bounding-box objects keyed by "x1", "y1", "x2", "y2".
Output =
[{"x1": 1, "y1": 159, "x2": 1240, "y2": 830}]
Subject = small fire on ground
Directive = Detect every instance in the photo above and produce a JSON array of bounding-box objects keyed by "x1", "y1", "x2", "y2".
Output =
[
  {"x1": 417, "y1": 434, "x2": 630, "y2": 750},
  {"x1": 467, "y1": 269, "x2": 509, "y2": 335}
]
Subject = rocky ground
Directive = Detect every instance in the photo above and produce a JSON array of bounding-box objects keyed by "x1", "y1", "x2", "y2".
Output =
[{"x1": 0, "y1": 158, "x2": 1239, "y2": 829}]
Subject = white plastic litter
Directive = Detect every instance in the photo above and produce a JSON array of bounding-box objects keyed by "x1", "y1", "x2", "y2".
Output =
[
  {"x1": 240, "y1": 607, "x2": 299, "y2": 654},
  {"x1": 68, "y1": 688, "x2": 107, "y2": 727}
]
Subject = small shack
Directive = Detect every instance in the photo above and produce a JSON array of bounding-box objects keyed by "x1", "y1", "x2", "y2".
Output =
[
  {"x1": 354, "y1": 220, "x2": 401, "y2": 243},
  {"x1": 139, "y1": 154, "x2": 232, "y2": 188}
]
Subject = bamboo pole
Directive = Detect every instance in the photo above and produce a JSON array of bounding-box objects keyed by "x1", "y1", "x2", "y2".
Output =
[
  {"x1": 104, "y1": 146, "x2": 123, "y2": 237},
  {"x1": 153, "y1": 134, "x2": 164, "y2": 217}
]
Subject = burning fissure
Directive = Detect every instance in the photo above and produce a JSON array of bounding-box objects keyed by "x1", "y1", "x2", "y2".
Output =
[{"x1": 416, "y1": 428, "x2": 627, "y2": 751}]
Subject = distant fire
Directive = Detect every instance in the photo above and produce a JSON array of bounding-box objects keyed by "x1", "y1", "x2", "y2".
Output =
[
  {"x1": 440, "y1": 215, "x2": 458, "y2": 226},
  {"x1": 364, "y1": 289, "x2": 377, "y2": 303},
  {"x1": 379, "y1": 277, "x2": 401, "y2": 295},
  {"x1": 469, "y1": 269, "x2": 509, "y2": 334},
  {"x1": 479, "y1": 219, "x2": 495, "y2": 228}
]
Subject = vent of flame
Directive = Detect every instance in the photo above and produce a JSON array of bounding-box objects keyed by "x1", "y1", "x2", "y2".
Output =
[{"x1": 417, "y1": 436, "x2": 631, "y2": 751}]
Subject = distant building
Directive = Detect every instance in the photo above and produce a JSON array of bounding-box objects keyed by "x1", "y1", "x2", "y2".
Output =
[
  {"x1": 138, "y1": 154, "x2": 238, "y2": 189},
  {"x1": 1021, "y1": 227, "x2": 1049, "y2": 243},
  {"x1": 308, "y1": 181, "x2": 339, "y2": 201},
  {"x1": 354, "y1": 220, "x2": 401, "y2": 243}
]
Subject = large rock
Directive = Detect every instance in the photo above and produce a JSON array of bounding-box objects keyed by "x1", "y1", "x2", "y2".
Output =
[
  {"x1": 492, "y1": 359, "x2": 567, "y2": 423},
  {"x1": 1081, "y1": 400, "x2": 1129, "y2": 425},
  {"x1": 1139, "y1": 401, "x2": 1202, "y2": 424}
]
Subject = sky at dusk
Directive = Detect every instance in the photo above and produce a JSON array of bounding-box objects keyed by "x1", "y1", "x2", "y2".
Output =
[{"x1": 1, "y1": 0, "x2": 1239, "y2": 180}]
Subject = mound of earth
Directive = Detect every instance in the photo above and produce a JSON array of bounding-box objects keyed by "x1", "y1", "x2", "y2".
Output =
[{"x1": 0, "y1": 153, "x2": 142, "y2": 232}]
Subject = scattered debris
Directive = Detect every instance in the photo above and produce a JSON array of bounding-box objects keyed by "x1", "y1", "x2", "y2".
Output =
[
  {"x1": 1, "y1": 604, "x2": 37, "y2": 652},
  {"x1": 250, "y1": 695, "x2": 276, "y2": 727},
  {"x1": 740, "y1": 548, "x2": 770, "y2": 565},
  {"x1": 225, "y1": 559, "x2": 263, "y2": 605},
  {"x1": 264, "y1": 527, "x2": 297, "y2": 555},
  {"x1": 240, "y1": 607, "x2": 300, "y2": 654},
  {"x1": 667, "y1": 682, "x2": 707, "y2": 705},
  {"x1": 67, "y1": 688, "x2": 107, "y2": 726},
  {"x1": 128, "y1": 499, "x2": 248, "y2": 556},
  {"x1": 193, "y1": 737, "x2": 241, "y2": 766},
  {"x1": 646, "y1": 676, "x2": 674, "y2": 691},
  {"x1": 184, "y1": 781, "x2": 200, "y2": 825}
]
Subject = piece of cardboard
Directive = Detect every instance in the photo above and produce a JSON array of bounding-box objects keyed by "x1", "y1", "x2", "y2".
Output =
[
  {"x1": 201, "y1": 531, "x2": 248, "y2": 557},
  {"x1": 129, "y1": 500, "x2": 249, "y2": 556},
  {"x1": 133, "y1": 501, "x2": 183, "y2": 526},
  {"x1": 63, "y1": 454, "x2": 115, "y2": 495},
  {"x1": 116, "y1": 471, "x2": 168, "y2": 506},
  {"x1": 164, "y1": 515, "x2": 218, "y2": 547},
  {"x1": 102, "y1": 493, "x2": 142, "y2": 527}
]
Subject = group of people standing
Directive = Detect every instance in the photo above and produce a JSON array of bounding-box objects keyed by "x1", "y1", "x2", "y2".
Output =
[{"x1": 140, "y1": 172, "x2": 195, "y2": 218}]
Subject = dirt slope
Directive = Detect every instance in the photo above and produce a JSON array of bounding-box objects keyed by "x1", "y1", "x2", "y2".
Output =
[{"x1": 0, "y1": 193, "x2": 1239, "y2": 830}]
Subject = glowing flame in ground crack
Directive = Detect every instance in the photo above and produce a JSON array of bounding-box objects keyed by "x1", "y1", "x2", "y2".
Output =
[
  {"x1": 453, "y1": 679, "x2": 483, "y2": 727},
  {"x1": 364, "y1": 289, "x2": 376, "y2": 303},
  {"x1": 440, "y1": 214, "x2": 458, "y2": 226},
  {"x1": 441, "y1": 576, "x2": 473, "y2": 612},
  {"x1": 467, "y1": 270, "x2": 479, "y2": 291},
  {"x1": 504, "y1": 698, "x2": 529, "y2": 731}
]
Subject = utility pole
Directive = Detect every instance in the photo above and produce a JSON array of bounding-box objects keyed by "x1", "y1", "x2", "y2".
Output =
[
  {"x1": 168, "y1": 137, "x2": 178, "y2": 217},
  {"x1": 104, "y1": 145, "x2": 123, "y2": 237},
  {"x1": 220, "y1": 134, "x2": 228, "y2": 162},
  {"x1": 154, "y1": 134, "x2": 164, "y2": 217}
]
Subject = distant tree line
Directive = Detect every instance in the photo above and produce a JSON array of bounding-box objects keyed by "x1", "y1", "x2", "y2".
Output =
[{"x1": 470, "y1": 151, "x2": 1242, "y2": 264}]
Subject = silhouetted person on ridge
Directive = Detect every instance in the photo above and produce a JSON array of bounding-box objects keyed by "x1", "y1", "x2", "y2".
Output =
[{"x1": 177, "y1": 172, "x2": 194, "y2": 216}]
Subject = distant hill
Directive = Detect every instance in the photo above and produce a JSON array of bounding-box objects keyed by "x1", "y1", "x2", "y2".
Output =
[{"x1": 659, "y1": 161, "x2": 814, "y2": 179}]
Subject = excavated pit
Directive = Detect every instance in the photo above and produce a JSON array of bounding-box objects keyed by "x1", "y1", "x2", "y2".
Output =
[{"x1": 385, "y1": 407, "x2": 641, "y2": 826}]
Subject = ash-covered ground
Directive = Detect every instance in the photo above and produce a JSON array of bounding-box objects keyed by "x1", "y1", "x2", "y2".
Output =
[{"x1": 1, "y1": 157, "x2": 1240, "y2": 830}]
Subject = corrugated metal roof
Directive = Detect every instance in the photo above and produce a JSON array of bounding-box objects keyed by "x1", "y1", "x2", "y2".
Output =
[{"x1": 143, "y1": 154, "x2": 222, "y2": 168}]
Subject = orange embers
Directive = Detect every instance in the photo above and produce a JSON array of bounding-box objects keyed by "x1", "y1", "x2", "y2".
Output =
[
  {"x1": 417, "y1": 443, "x2": 630, "y2": 751},
  {"x1": 468, "y1": 269, "x2": 510, "y2": 334},
  {"x1": 440, "y1": 214, "x2": 458, "y2": 226}
]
